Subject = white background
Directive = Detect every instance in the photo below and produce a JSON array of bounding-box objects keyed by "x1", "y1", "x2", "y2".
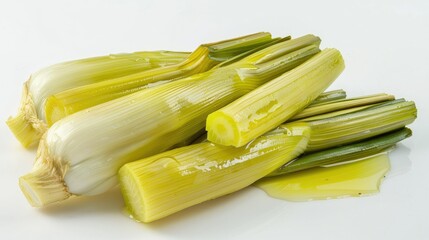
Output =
[{"x1": 1, "y1": 0, "x2": 428, "y2": 239}]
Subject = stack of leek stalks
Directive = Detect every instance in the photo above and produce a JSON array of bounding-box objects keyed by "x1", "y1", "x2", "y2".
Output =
[{"x1": 8, "y1": 32, "x2": 417, "y2": 223}]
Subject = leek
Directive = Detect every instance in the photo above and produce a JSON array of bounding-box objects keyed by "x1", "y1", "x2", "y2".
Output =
[
  {"x1": 19, "y1": 34, "x2": 321, "y2": 207},
  {"x1": 6, "y1": 51, "x2": 190, "y2": 148},
  {"x1": 118, "y1": 98, "x2": 416, "y2": 222},
  {"x1": 44, "y1": 32, "x2": 278, "y2": 126},
  {"x1": 119, "y1": 124, "x2": 309, "y2": 222},
  {"x1": 8, "y1": 32, "x2": 276, "y2": 148},
  {"x1": 206, "y1": 48, "x2": 345, "y2": 147}
]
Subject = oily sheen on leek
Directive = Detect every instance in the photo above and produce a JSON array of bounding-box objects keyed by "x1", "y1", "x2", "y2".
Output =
[
  {"x1": 6, "y1": 51, "x2": 190, "y2": 148},
  {"x1": 119, "y1": 124, "x2": 310, "y2": 222},
  {"x1": 206, "y1": 48, "x2": 345, "y2": 147},
  {"x1": 44, "y1": 32, "x2": 279, "y2": 126},
  {"x1": 19, "y1": 34, "x2": 321, "y2": 207},
  {"x1": 268, "y1": 127, "x2": 412, "y2": 176},
  {"x1": 118, "y1": 98, "x2": 416, "y2": 222}
]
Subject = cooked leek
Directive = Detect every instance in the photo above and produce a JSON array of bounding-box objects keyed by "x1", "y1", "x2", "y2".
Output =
[
  {"x1": 8, "y1": 33, "x2": 276, "y2": 148},
  {"x1": 119, "y1": 124, "x2": 310, "y2": 222},
  {"x1": 19, "y1": 34, "x2": 321, "y2": 207},
  {"x1": 6, "y1": 51, "x2": 190, "y2": 148},
  {"x1": 44, "y1": 32, "x2": 278, "y2": 126},
  {"x1": 206, "y1": 48, "x2": 345, "y2": 147},
  {"x1": 192, "y1": 89, "x2": 348, "y2": 144},
  {"x1": 118, "y1": 98, "x2": 416, "y2": 222}
]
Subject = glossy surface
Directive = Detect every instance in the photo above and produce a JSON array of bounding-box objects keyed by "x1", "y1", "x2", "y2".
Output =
[
  {"x1": 6, "y1": 51, "x2": 190, "y2": 148},
  {"x1": 256, "y1": 154, "x2": 390, "y2": 201},
  {"x1": 270, "y1": 128, "x2": 411, "y2": 176},
  {"x1": 44, "y1": 33, "x2": 274, "y2": 125},
  {"x1": 19, "y1": 35, "x2": 321, "y2": 207},
  {"x1": 119, "y1": 124, "x2": 309, "y2": 222}
]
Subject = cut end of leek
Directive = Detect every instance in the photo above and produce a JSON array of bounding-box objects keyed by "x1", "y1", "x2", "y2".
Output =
[
  {"x1": 7, "y1": 83, "x2": 47, "y2": 148},
  {"x1": 19, "y1": 169, "x2": 70, "y2": 207},
  {"x1": 19, "y1": 139, "x2": 71, "y2": 207},
  {"x1": 119, "y1": 165, "x2": 148, "y2": 222},
  {"x1": 207, "y1": 48, "x2": 345, "y2": 147},
  {"x1": 206, "y1": 111, "x2": 240, "y2": 147},
  {"x1": 119, "y1": 123, "x2": 311, "y2": 222}
]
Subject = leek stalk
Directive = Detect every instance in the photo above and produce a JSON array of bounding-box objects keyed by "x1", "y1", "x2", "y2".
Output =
[
  {"x1": 44, "y1": 33, "x2": 278, "y2": 126},
  {"x1": 206, "y1": 48, "x2": 345, "y2": 147},
  {"x1": 19, "y1": 34, "x2": 321, "y2": 207},
  {"x1": 6, "y1": 51, "x2": 190, "y2": 148}
]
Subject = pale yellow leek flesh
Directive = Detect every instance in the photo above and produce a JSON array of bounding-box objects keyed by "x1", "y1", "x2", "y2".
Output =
[
  {"x1": 44, "y1": 32, "x2": 276, "y2": 126},
  {"x1": 119, "y1": 124, "x2": 310, "y2": 222},
  {"x1": 206, "y1": 48, "x2": 345, "y2": 147},
  {"x1": 7, "y1": 51, "x2": 190, "y2": 148}
]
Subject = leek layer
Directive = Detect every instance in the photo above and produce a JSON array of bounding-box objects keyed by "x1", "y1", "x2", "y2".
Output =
[{"x1": 44, "y1": 32, "x2": 277, "y2": 125}]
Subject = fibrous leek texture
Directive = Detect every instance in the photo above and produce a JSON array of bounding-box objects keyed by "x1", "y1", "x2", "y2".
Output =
[
  {"x1": 206, "y1": 48, "x2": 345, "y2": 147},
  {"x1": 300, "y1": 99, "x2": 416, "y2": 151},
  {"x1": 118, "y1": 98, "x2": 416, "y2": 222},
  {"x1": 6, "y1": 51, "x2": 190, "y2": 148},
  {"x1": 289, "y1": 93, "x2": 395, "y2": 121},
  {"x1": 19, "y1": 34, "x2": 322, "y2": 207},
  {"x1": 8, "y1": 32, "x2": 276, "y2": 148},
  {"x1": 119, "y1": 124, "x2": 310, "y2": 222},
  {"x1": 44, "y1": 32, "x2": 278, "y2": 126}
]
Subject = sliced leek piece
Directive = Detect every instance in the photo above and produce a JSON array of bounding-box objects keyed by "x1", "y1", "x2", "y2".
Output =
[
  {"x1": 19, "y1": 34, "x2": 321, "y2": 207},
  {"x1": 206, "y1": 48, "x2": 345, "y2": 147},
  {"x1": 192, "y1": 89, "x2": 347, "y2": 144},
  {"x1": 119, "y1": 123, "x2": 310, "y2": 222}
]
